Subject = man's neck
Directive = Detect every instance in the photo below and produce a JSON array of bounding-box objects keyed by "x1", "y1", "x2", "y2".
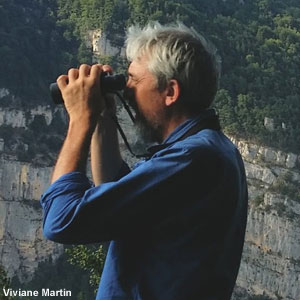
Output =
[{"x1": 161, "y1": 114, "x2": 190, "y2": 142}]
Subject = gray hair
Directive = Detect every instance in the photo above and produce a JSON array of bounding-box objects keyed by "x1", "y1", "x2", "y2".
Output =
[{"x1": 125, "y1": 22, "x2": 221, "y2": 111}]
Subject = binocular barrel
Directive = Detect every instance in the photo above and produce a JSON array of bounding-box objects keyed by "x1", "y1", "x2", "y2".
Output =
[{"x1": 50, "y1": 73, "x2": 126, "y2": 104}]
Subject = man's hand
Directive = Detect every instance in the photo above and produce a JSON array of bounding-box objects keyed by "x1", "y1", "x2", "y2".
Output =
[
  {"x1": 51, "y1": 64, "x2": 115, "y2": 183},
  {"x1": 57, "y1": 64, "x2": 113, "y2": 125}
]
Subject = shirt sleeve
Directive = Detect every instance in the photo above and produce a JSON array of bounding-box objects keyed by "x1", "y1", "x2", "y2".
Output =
[{"x1": 41, "y1": 144, "x2": 222, "y2": 244}]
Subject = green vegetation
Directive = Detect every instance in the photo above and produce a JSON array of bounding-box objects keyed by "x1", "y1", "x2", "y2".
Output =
[
  {"x1": 252, "y1": 194, "x2": 265, "y2": 207},
  {"x1": 1, "y1": 0, "x2": 300, "y2": 297},
  {"x1": 65, "y1": 244, "x2": 106, "y2": 294},
  {"x1": 0, "y1": 0, "x2": 80, "y2": 105},
  {"x1": 12, "y1": 252, "x2": 94, "y2": 300},
  {"x1": 0, "y1": 266, "x2": 12, "y2": 300},
  {"x1": 55, "y1": 0, "x2": 300, "y2": 152},
  {"x1": 270, "y1": 172, "x2": 300, "y2": 202},
  {"x1": 6, "y1": 245, "x2": 105, "y2": 298},
  {"x1": 0, "y1": 112, "x2": 67, "y2": 166},
  {"x1": 1, "y1": 0, "x2": 300, "y2": 151}
]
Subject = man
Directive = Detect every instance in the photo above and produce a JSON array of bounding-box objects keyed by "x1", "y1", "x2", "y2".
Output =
[{"x1": 41, "y1": 22, "x2": 248, "y2": 300}]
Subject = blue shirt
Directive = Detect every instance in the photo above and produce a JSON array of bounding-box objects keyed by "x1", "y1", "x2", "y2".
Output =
[{"x1": 41, "y1": 109, "x2": 248, "y2": 300}]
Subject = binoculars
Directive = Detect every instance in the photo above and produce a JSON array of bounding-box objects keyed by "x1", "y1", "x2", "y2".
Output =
[{"x1": 50, "y1": 73, "x2": 126, "y2": 104}]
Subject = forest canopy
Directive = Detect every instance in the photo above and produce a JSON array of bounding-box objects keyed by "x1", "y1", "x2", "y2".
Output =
[{"x1": 0, "y1": 0, "x2": 300, "y2": 152}]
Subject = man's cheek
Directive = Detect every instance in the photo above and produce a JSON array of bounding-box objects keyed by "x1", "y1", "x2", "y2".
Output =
[{"x1": 124, "y1": 88, "x2": 137, "y2": 109}]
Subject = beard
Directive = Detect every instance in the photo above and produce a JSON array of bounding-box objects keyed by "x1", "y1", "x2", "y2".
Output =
[
  {"x1": 134, "y1": 110, "x2": 162, "y2": 145},
  {"x1": 124, "y1": 89, "x2": 163, "y2": 145}
]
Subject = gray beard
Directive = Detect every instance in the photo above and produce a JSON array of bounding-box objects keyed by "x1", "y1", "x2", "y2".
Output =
[
  {"x1": 134, "y1": 112, "x2": 162, "y2": 146},
  {"x1": 124, "y1": 90, "x2": 164, "y2": 146}
]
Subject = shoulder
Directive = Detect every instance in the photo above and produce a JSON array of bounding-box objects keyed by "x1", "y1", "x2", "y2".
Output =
[
  {"x1": 133, "y1": 130, "x2": 242, "y2": 178},
  {"x1": 166, "y1": 129, "x2": 237, "y2": 160}
]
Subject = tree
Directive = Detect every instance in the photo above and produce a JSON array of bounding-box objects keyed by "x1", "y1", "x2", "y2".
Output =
[
  {"x1": 65, "y1": 245, "x2": 106, "y2": 295},
  {"x1": 0, "y1": 266, "x2": 12, "y2": 300}
]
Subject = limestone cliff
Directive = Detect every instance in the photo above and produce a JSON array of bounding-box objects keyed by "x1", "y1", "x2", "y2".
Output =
[
  {"x1": 232, "y1": 139, "x2": 300, "y2": 300},
  {"x1": 90, "y1": 29, "x2": 126, "y2": 60},
  {"x1": 0, "y1": 99, "x2": 66, "y2": 282},
  {"x1": 0, "y1": 92, "x2": 299, "y2": 298},
  {"x1": 0, "y1": 158, "x2": 63, "y2": 282}
]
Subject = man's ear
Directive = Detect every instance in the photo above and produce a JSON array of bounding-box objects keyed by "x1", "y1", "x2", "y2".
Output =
[{"x1": 165, "y1": 79, "x2": 180, "y2": 106}]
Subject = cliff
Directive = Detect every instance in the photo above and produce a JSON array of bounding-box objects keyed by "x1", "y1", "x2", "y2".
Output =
[
  {"x1": 1, "y1": 72, "x2": 300, "y2": 300},
  {"x1": 232, "y1": 140, "x2": 300, "y2": 300},
  {"x1": 0, "y1": 100, "x2": 64, "y2": 282},
  {"x1": 0, "y1": 159, "x2": 63, "y2": 282},
  {"x1": 1, "y1": 0, "x2": 300, "y2": 297},
  {"x1": 0, "y1": 99, "x2": 299, "y2": 298}
]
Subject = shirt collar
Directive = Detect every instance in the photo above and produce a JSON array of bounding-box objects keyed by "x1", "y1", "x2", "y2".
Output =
[{"x1": 147, "y1": 108, "x2": 218, "y2": 155}]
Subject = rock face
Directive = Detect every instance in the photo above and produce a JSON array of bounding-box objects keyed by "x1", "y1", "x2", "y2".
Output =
[
  {"x1": 90, "y1": 29, "x2": 126, "y2": 60},
  {"x1": 0, "y1": 103, "x2": 66, "y2": 282},
  {"x1": 231, "y1": 139, "x2": 300, "y2": 300},
  {"x1": 0, "y1": 158, "x2": 63, "y2": 282},
  {"x1": 0, "y1": 99, "x2": 299, "y2": 298},
  {"x1": 0, "y1": 102, "x2": 133, "y2": 283},
  {"x1": 0, "y1": 105, "x2": 58, "y2": 129}
]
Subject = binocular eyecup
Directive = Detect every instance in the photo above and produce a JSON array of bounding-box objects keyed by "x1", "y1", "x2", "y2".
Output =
[{"x1": 50, "y1": 73, "x2": 126, "y2": 104}]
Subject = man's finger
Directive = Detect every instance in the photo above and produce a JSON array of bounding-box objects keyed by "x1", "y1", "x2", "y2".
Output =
[
  {"x1": 79, "y1": 64, "x2": 91, "y2": 77},
  {"x1": 68, "y1": 68, "x2": 79, "y2": 82},
  {"x1": 90, "y1": 64, "x2": 102, "y2": 81},
  {"x1": 57, "y1": 75, "x2": 68, "y2": 89},
  {"x1": 102, "y1": 64, "x2": 114, "y2": 74}
]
